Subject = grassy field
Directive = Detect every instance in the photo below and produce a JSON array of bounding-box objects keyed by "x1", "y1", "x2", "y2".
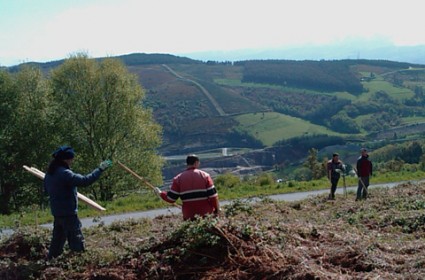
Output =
[
  {"x1": 360, "y1": 76, "x2": 414, "y2": 101},
  {"x1": 401, "y1": 116, "x2": 425, "y2": 125},
  {"x1": 215, "y1": 78, "x2": 358, "y2": 101},
  {"x1": 215, "y1": 78, "x2": 330, "y2": 95},
  {"x1": 234, "y1": 112, "x2": 342, "y2": 146}
]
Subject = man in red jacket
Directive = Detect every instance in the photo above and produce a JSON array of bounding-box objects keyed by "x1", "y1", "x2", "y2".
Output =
[
  {"x1": 356, "y1": 148, "x2": 373, "y2": 201},
  {"x1": 158, "y1": 154, "x2": 220, "y2": 220}
]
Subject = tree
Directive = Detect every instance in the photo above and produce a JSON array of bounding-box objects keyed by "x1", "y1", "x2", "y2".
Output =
[
  {"x1": 50, "y1": 54, "x2": 163, "y2": 200},
  {"x1": 400, "y1": 141, "x2": 422, "y2": 164},
  {"x1": 304, "y1": 148, "x2": 325, "y2": 179},
  {"x1": 329, "y1": 112, "x2": 361, "y2": 133},
  {"x1": 0, "y1": 70, "x2": 17, "y2": 214},
  {"x1": 0, "y1": 66, "x2": 53, "y2": 213}
]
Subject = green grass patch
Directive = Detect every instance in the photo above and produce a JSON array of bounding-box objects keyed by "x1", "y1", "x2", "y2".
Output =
[
  {"x1": 400, "y1": 116, "x2": 425, "y2": 125},
  {"x1": 234, "y1": 112, "x2": 342, "y2": 146},
  {"x1": 361, "y1": 76, "x2": 414, "y2": 101},
  {"x1": 215, "y1": 78, "x2": 358, "y2": 101},
  {"x1": 215, "y1": 79, "x2": 326, "y2": 95}
]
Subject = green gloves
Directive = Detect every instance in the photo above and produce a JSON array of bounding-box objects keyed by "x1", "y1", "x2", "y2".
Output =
[{"x1": 99, "y1": 160, "x2": 113, "y2": 171}]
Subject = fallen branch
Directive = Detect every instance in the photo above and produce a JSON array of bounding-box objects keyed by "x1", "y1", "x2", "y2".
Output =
[{"x1": 23, "y1": 165, "x2": 106, "y2": 211}]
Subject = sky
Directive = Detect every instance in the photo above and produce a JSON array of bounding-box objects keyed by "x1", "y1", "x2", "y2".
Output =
[{"x1": 1, "y1": 0, "x2": 425, "y2": 66}]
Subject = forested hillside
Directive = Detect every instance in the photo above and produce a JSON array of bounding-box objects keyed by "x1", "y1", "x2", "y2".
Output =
[
  {"x1": 6, "y1": 54, "x2": 425, "y2": 169},
  {"x1": 125, "y1": 56, "x2": 425, "y2": 153}
]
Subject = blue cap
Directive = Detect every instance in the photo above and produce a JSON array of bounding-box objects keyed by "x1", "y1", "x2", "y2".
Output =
[{"x1": 52, "y1": 146, "x2": 75, "y2": 160}]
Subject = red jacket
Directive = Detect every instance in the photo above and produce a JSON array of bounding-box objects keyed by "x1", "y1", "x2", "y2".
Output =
[
  {"x1": 356, "y1": 155, "x2": 372, "y2": 177},
  {"x1": 160, "y1": 167, "x2": 219, "y2": 220}
]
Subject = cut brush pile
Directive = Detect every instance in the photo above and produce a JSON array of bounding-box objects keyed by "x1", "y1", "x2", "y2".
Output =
[{"x1": 1, "y1": 181, "x2": 425, "y2": 279}]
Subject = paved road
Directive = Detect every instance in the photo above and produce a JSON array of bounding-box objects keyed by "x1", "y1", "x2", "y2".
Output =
[{"x1": 0, "y1": 180, "x2": 418, "y2": 238}]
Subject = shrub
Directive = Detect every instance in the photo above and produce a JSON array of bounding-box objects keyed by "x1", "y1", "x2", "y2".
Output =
[
  {"x1": 214, "y1": 173, "x2": 241, "y2": 189},
  {"x1": 257, "y1": 173, "x2": 274, "y2": 186}
]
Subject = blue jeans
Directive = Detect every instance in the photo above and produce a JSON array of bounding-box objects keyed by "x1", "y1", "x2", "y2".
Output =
[
  {"x1": 48, "y1": 215, "x2": 84, "y2": 259},
  {"x1": 356, "y1": 176, "x2": 370, "y2": 200}
]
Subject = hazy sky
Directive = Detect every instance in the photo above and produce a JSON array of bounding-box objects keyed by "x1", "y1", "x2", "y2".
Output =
[{"x1": 1, "y1": 0, "x2": 424, "y2": 66}]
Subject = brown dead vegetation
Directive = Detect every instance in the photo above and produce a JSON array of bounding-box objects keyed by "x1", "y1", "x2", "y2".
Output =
[{"x1": 1, "y1": 181, "x2": 425, "y2": 279}]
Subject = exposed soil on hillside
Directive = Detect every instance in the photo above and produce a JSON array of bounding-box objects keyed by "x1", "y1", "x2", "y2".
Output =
[{"x1": 1, "y1": 181, "x2": 425, "y2": 279}]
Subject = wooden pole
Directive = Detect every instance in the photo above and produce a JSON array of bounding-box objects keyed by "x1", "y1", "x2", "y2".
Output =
[
  {"x1": 117, "y1": 161, "x2": 181, "y2": 209},
  {"x1": 117, "y1": 161, "x2": 157, "y2": 191},
  {"x1": 23, "y1": 165, "x2": 106, "y2": 211},
  {"x1": 353, "y1": 167, "x2": 367, "y2": 200}
]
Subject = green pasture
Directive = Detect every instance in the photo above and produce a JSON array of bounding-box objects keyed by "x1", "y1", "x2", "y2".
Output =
[
  {"x1": 234, "y1": 112, "x2": 342, "y2": 146},
  {"x1": 215, "y1": 78, "x2": 323, "y2": 95},
  {"x1": 401, "y1": 116, "x2": 425, "y2": 125},
  {"x1": 360, "y1": 76, "x2": 414, "y2": 101},
  {"x1": 215, "y1": 78, "x2": 358, "y2": 102}
]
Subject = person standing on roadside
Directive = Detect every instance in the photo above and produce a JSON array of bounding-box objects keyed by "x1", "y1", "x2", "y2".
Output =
[
  {"x1": 44, "y1": 145, "x2": 112, "y2": 259},
  {"x1": 157, "y1": 154, "x2": 220, "y2": 220},
  {"x1": 327, "y1": 153, "x2": 345, "y2": 200},
  {"x1": 356, "y1": 148, "x2": 373, "y2": 201}
]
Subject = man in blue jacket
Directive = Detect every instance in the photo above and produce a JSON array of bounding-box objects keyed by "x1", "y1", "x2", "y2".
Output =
[{"x1": 44, "y1": 146, "x2": 112, "y2": 259}]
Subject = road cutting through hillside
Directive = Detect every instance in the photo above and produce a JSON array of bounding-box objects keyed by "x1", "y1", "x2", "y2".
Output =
[{"x1": 162, "y1": 64, "x2": 226, "y2": 116}]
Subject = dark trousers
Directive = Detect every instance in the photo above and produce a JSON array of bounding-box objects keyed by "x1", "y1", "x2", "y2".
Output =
[
  {"x1": 329, "y1": 177, "x2": 340, "y2": 198},
  {"x1": 48, "y1": 215, "x2": 84, "y2": 259},
  {"x1": 356, "y1": 176, "x2": 370, "y2": 200}
]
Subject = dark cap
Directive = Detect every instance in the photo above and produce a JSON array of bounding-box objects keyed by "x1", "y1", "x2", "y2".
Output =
[
  {"x1": 52, "y1": 146, "x2": 75, "y2": 160},
  {"x1": 360, "y1": 148, "x2": 367, "y2": 152},
  {"x1": 332, "y1": 153, "x2": 339, "y2": 157}
]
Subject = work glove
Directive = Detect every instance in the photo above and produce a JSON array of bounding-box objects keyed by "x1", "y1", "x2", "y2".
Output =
[
  {"x1": 154, "y1": 187, "x2": 163, "y2": 199},
  {"x1": 99, "y1": 160, "x2": 113, "y2": 171}
]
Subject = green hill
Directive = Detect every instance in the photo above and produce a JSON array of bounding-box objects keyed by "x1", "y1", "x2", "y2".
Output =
[
  {"x1": 10, "y1": 54, "x2": 425, "y2": 156},
  {"x1": 128, "y1": 56, "x2": 425, "y2": 154}
]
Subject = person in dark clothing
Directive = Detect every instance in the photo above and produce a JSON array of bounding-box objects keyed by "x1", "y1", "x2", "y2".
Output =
[
  {"x1": 356, "y1": 148, "x2": 373, "y2": 201},
  {"x1": 44, "y1": 146, "x2": 112, "y2": 259},
  {"x1": 327, "y1": 153, "x2": 345, "y2": 200}
]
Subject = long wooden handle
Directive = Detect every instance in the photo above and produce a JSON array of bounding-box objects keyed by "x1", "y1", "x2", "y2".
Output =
[
  {"x1": 117, "y1": 161, "x2": 156, "y2": 191},
  {"x1": 23, "y1": 165, "x2": 106, "y2": 211},
  {"x1": 117, "y1": 161, "x2": 181, "y2": 209},
  {"x1": 23, "y1": 165, "x2": 44, "y2": 179},
  {"x1": 353, "y1": 167, "x2": 367, "y2": 188}
]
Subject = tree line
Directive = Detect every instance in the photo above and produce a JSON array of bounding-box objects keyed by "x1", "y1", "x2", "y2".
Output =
[
  {"x1": 0, "y1": 54, "x2": 163, "y2": 214},
  {"x1": 236, "y1": 60, "x2": 364, "y2": 94}
]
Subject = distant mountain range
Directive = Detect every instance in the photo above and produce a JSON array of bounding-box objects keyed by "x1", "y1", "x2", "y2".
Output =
[{"x1": 180, "y1": 39, "x2": 425, "y2": 65}]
